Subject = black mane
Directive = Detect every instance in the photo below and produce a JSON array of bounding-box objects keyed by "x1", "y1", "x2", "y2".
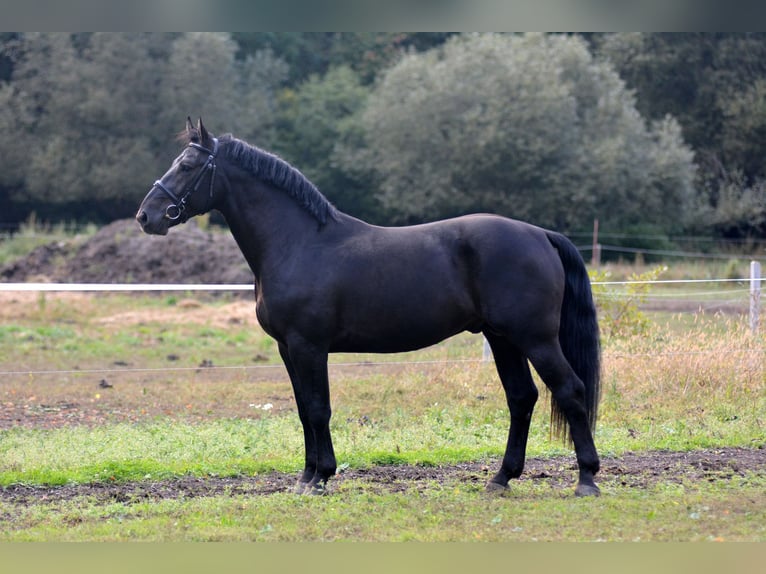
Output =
[{"x1": 219, "y1": 134, "x2": 338, "y2": 225}]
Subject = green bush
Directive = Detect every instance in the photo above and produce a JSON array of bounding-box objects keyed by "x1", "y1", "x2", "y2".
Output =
[{"x1": 590, "y1": 265, "x2": 667, "y2": 340}]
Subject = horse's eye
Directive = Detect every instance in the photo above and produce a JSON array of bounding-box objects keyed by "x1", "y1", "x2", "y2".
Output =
[{"x1": 179, "y1": 163, "x2": 192, "y2": 172}]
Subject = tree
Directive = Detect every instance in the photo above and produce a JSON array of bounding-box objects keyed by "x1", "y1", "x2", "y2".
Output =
[
  {"x1": 597, "y1": 34, "x2": 766, "y2": 179},
  {"x1": 158, "y1": 33, "x2": 287, "y2": 142},
  {"x1": 0, "y1": 33, "x2": 287, "y2": 221},
  {"x1": 597, "y1": 33, "x2": 766, "y2": 237},
  {"x1": 273, "y1": 65, "x2": 377, "y2": 220},
  {"x1": 719, "y1": 78, "x2": 766, "y2": 183},
  {"x1": 232, "y1": 33, "x2": 453, "y2": 86},
  {"x1": 347, "y1": 33, "x2": 696, "y2": 232}
]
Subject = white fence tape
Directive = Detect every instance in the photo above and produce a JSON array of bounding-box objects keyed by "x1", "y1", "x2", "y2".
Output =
[
  {"x1": 0, "y1": 278, "x2": 753, "y2": 292},
  {"x1": 0, "y1": 283, "x2": 252, "y2": 292}
]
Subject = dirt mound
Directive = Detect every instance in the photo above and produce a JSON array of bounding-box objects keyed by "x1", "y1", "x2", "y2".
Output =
[{"x1": 0, "y1": 219, "x2": 254, "y2": 285}]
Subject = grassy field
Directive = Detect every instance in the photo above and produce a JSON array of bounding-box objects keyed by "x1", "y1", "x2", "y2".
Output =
[{"x1": 0, "y1": 268, "x2": 764, "y2": 541}]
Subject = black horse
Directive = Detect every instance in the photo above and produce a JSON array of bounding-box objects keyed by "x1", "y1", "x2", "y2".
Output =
[{"x1": 137, "y1": 118, "x2": 602, "y2": 497}]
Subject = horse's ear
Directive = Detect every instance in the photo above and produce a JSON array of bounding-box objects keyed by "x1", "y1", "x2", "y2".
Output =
[
  {"x1": 197, "y1": 117, "x2": 211, "y2": 145},
  {"x1": 183, "y1": 116, "x2": 201, "y2": 143}
]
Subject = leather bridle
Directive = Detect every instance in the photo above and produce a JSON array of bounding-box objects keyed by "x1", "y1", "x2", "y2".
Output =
[{"x1": 152, "y1": 138, "x2": 219, "y2": 221}]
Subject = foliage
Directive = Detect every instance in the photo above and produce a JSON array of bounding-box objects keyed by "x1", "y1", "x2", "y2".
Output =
[
  {"x1": 0, "y1": 33, "x2": 287, "y2": 220},
  {"x1": 597, "y1": 32, "x2": 766, "y2": 237},
  {"x1": 273, "y1": 65, "x2": 379, "y2": 220},
  {"x1": 346, "y1": 33, "x2": 696, "y2": 231},
  {"x1": 590, "y1": 264, "x2": 668, "y2": 340},
  {"x1": 232, "y1": 32, "x2": 453, "y2": 86},
  {"x1": 692, "y1": 172, "x2": 766, "y2": 237},
  {"x1": 2, "y1": 32, "x2": 766, "y2": 239}
]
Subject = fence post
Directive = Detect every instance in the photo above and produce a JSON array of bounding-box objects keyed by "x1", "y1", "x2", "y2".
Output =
[
  {"x1": 482, "y1": 337, "x2": 492, "y2": 362},
  {"x1": 591, "y1": 218, "x2": 601, "y2": 267},
  {"x1": 751, "y1": 261, "x2": 762, "y2": 335}
]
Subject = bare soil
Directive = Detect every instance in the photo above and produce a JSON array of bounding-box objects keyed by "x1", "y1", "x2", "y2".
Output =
[
  {"x1": 1, "y1": 447, "x2": 763, "y2": 504},
  {"x1": 1, "y1": 219, "x2": 253, "y2": 285}
]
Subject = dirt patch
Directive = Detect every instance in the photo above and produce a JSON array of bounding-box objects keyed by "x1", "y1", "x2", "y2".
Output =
[
  {"x1": 94, "y1": 299, "x2": 259, "y2": 329},
  {"x1": 1, "y1": 447, "x2": 763, "y2": 504},
  {"x1": 1, "y1": 219, "x2": 253, "y2": 285}
]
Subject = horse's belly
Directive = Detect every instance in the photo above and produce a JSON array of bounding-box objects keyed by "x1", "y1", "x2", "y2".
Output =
[
  {"x1": 329, "y1": 305, "x2": 479, "y2": 354},
  {"x1": 329, "y1": 330, "x2": 456, "y2": 354}
]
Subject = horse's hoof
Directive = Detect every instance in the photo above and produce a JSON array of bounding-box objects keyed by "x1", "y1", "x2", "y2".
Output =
[
  {"x1": 485, "y1": 480, "x2": 509, "y2": 495},
  {"x1": 294, "y1": 481, "x2": 310, "y2": 495},
  {"x1": 296, "y1": 481, "x2": 328, "y2": 496},
  {"x1": 306, "y1": 482, "x2": 328, "y2": 496},
  {"x1": 574, "y1": 483, "x2": 601, "y2": 497}
]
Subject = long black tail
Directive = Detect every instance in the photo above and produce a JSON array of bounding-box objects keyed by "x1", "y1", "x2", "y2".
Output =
[{"x1": 545, "y1": 231, "x2": 601, "y2": 441}]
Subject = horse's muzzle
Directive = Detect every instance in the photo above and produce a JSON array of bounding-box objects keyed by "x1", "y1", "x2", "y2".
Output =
[{"x1": 135, "y1": 209, "x2": 169, "y2": 235}]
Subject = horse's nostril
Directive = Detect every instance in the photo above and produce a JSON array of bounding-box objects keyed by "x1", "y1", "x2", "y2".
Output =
[{"x1": 137, "y1": 211, "x2": 148, "y2": 225}]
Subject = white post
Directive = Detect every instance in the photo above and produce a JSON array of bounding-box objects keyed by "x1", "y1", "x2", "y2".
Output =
[
  {"x1": 592, "y1": 218, "x2": 601, "y2": 267},
  {"x1": 751, "y1": 261, "x2": 761, "y2": 335},
  {"x1": 482, "y1": 337, "x2": 492, "y2": 362}
]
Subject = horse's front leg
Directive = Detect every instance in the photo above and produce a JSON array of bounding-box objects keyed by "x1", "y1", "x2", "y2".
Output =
[
  {"x1": 282, "y1": 339, "x2": 336, "y2": 495},
  {"x1": 278, "y1": 343, "x2": 318, "y2": 493}
]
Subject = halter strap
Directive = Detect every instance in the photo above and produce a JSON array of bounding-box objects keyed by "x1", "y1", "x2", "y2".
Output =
[
  {"x1": 188, "y1": 138, "x2": 218, "y2": 159},
  {"x1": 152, "y1": 138, "x2": 219, "y2": 221}
]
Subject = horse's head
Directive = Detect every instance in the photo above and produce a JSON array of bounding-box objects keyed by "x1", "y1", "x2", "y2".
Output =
[{"x1": 136, "y1": 117, "x2": 221, "y2": 235}]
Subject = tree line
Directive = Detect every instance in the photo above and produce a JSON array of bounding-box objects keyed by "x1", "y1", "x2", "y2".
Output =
[{"x1": 1, "y1": 32, "x2": 765, "y2": 242}]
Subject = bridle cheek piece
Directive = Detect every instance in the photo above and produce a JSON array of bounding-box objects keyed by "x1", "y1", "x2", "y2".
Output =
[{"x1": 152, "y1": 138, "x2": 219, "y2": 221}]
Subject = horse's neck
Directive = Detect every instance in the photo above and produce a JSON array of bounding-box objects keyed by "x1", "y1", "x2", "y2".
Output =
[{"x1": 218, "y1": 178, "x2": 330, "y2": 280}]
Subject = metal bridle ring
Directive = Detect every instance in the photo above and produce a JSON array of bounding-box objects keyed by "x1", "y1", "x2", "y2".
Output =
[{"x1": 165, "y1": 204, "x2": 183, "y2": 221}]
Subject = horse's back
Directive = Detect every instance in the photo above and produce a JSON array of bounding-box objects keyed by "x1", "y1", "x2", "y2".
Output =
[
  {"x1": 315, "y1": 213, "x2": 566, "y2": 351},
  {"x1": 351, "y1": 213, "x2": 555, "y2": 260}
]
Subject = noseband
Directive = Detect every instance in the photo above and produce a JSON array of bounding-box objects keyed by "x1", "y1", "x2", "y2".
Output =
[{"x1": 152, "y1": 138, "x2": 219, "y2": 221}]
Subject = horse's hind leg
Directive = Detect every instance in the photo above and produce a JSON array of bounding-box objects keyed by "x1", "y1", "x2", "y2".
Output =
[
  {"x1": 484, "y1": 333, "x2": 539, "y2": 492},
  {"x1": 526, "y1": 340, "x2": 600, "y2": 497}
]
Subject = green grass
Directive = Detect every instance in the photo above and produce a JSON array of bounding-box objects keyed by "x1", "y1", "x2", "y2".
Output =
[
  {"x1": 0, "y1": 282, "x2": 764, "y2": 541},
  {"x1": 0, "y1": 405, "x2": 507, "y2": 486},
  {"x1": 1, "y1": 390, "x2": 761, "y2": 489},
  {"x1": 2, "y1": 472, "x2": 764, "y2": 541},
  {"x1": 1, "y1": 297, "x2": 276, "y2": 372}
]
